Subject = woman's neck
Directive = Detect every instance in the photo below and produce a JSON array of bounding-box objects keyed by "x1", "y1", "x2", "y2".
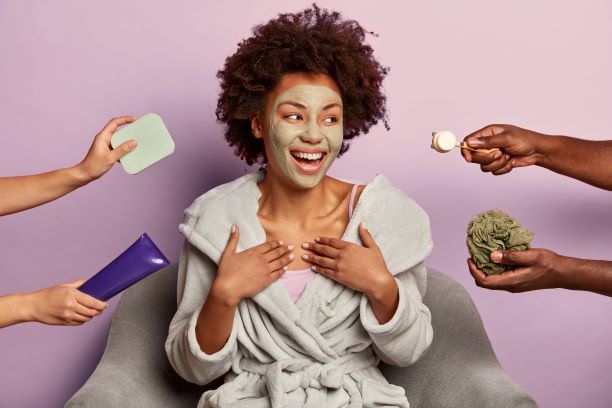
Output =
[{"x1": 257, "y1": 171, "x2": 340, "y2": 224}]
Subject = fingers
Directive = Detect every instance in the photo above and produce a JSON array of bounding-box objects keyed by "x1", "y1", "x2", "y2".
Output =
[
  {"x1": 302, "y1": 242, "x2": 339, "y2": 259},
  {"x1": 302, "y1": 253, "x2": 336, "y2": 270},
  {"x1": 467, "y1": 258, "x2": 488, "y2": 286},
  {"x1": 464, "y1": 124, "x2": 509, "y2": 150},
  {"x1": 469, "y1": 258, "x2": 541, "y2": 293},
  {"x1": 255, "y1": 239, "x2": 285, "y2": 254},
  {"x1": 99, "y1": 116, "x2": 138, "y2": 142},
  {"x1": 222, "y1": 224, "x2": 240, "y2": 255},
  {"x1": 357, "y1": 222, "x2": 377, "y2": 248},
  {"x1": 110, "y1": 139, "x2": 137, "y2": 162},
  {"x1": 313, "y1": 236, "x2": 346, "y2": 249},
  {"x1": 461, "y1": 146, "x2": 473, "y2": 163},
  {"x1": 268, "y1": 253, "x2": 295, "y2": 272},
  {"x1": 310, "y1": 265, "x2": 337, "y2": 281},
  {"x1": 264, "y1": 244, "x2": 294, "y2": 263},
  {"x1": 470, "y1": 148, "x2": 502, "y2": 166},
  {"x1": 74, "y1": 302, "x2": 103, "y2": 318},
  {"x1": 468, "y1": 258, "x2": 519, "y2": 291},
  {"x1": 75, "y1": 290, "x2": 107, "y2": 311},
  {"x1": 480, "y1": 153, "x2": 511, "y2": 173},
  {"x1": 491, "y1": 158, "x2": 514, "y2": 175},
  {"x1": 62, "y1": 279, "x2": 86, "y2": 288},
  {"x1": 490, "y1": 249, "x2": 540, "y2": 266}
]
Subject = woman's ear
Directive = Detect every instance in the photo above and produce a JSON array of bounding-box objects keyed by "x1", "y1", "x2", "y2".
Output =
[{"x1": 251, "y1": 115, "x2": 263, "y2": 139}]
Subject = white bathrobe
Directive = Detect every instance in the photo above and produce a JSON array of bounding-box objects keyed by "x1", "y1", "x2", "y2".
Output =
[{"x1": 166, "y1": 172, "x2": 434, "y2": 408}]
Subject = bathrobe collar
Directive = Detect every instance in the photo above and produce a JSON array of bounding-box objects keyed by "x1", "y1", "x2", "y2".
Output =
[{"x1": 180, "y1": 171, "x2": 432, "y2": 322}]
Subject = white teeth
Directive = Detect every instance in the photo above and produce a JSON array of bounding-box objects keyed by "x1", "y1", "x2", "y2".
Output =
[{"x1": 292, "y1": 151, "x2": 323, "y2": 161}]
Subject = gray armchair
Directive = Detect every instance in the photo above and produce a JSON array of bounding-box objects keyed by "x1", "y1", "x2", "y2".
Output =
[{"x1": 66, "y1": 265, "x2": 537, "y2": 407}]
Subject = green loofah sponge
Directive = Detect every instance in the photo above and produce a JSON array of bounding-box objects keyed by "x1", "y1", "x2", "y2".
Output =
[{"x1": 466, "y1": 209, "x2": 534, "y2": 275}]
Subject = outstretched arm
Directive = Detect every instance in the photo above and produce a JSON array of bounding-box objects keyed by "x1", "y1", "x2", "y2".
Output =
[
  {"x1": 0, "y1": 280, "x2": 107, "y2": 328},
  {"x1": 0, "y1": 116, "x2": 137, "y2": 216},
  {"x1": 468, "y1": 248, "x2": 612, "y2": 297},
  {"x1": 462, "y1": 124, "x2": 612, "y2": 191}
]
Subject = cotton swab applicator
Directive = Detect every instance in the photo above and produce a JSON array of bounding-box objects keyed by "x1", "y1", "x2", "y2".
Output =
[{"x1": 431, "y1": 130, "x2": 500, "y2": 154}]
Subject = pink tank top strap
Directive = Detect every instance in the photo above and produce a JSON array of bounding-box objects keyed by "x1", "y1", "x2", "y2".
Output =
[{"x1": 348, "y1": 184, "x2": 359, "y2": 219}]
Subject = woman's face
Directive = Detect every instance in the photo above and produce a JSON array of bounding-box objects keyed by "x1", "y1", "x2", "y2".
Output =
[{"x1": 252, "y1": 73, "x2": 343, "y2": 189}]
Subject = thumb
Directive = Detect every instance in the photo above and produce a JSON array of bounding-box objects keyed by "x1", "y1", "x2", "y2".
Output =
[
  {"x1": 490, "y1": 249, "x2": 538, "y2": 266},
  {"x1": 111, "y1": 139, "x2": 138, "y2": 161},
  {"x1": 358, "y1": 222, "x2": 377, "y2": 248},
  {"x1": 465, "y1": 125, "x2": 509, "y2": 149},
  {"x1": 222, "y1": 224, "x2": 240, "y2": 255},
  {"x1": 61, "y1": 279, "x2": 86, "y2": 288}
]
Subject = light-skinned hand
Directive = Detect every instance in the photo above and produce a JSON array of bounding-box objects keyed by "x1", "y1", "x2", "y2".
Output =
[
  {"x1": 27, "y1": 280, "x2": 108, "y2": 326},
  {"x1": 77, "y1": 116, "x2": 139, "y2": 182}
]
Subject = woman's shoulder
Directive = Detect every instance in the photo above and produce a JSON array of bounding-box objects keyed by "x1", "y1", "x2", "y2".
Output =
[
  {"x1": 358, "y1": 174, "x2": 432, "y2": 272},
  {"x1": 363, "y1": 174, "x2": 428, "y2": 219},
  {"x1": 184, "y1": 172, "x2": 262, "y2": 219}
]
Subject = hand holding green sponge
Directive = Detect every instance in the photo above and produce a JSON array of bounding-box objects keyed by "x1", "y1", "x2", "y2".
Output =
[
  {"x1": 111, "y1": 113, "x2": 175, "y2": 174},
  {"x1": 467, "y1": 210, "x2": 534, "y2": 275}
]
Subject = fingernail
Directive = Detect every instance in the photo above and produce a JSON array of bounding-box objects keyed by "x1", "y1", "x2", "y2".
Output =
[
  {"x1": 287, "y1": 244, "x2": 294, "y2": 251},
  {"x1": 289, "y1": 254, "x2": 295, "y2": 260},
  {"x1": 361, "y1": 222, "x2": 367, "y2": 230},
  {"x1": 302, "y1": 243, "x2": 309, "y2": 249},
  {"x1": 231, "y1": 224, "x2": 236, "y2": 233},
  {"x1": 302, "y1": 254, "x2": 309, "y2": 260},
  {"x1": 128, "y1": 140, "x2": 137, "y2": 149},
  {"x1": 315, "y1": 237, "x2": 320, "y2": 242},
  {"x1": 493, "y1": 151, "x2": 502, "y2": 160},
  {"x1": 283, "y1": 266, "x2": 288, "y2": 271},
  {"x1": 311, "y1": 266, "x2": 317, "y2": 271},
  {"x1": 279, "y1": 240, "x2": 284, "y2": 245},
  {"x1": 490, "y1": 251, "x2": 502, "y2": 262}
]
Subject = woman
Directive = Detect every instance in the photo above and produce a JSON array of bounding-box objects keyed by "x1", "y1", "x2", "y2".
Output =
[{"x1": 166, "y1": 6, "x2": 433, "y2": 407}]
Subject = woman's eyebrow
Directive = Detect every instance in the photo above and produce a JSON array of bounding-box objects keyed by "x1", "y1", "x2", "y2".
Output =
[
  {"x1": 278, "y1": 101, "x2": 306, "y2": 110},
  {"x1": 322, "y1": 102, "x2": 341, "y2": 111}
]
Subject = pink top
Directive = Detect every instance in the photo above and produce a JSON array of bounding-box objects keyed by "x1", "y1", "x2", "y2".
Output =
[{"x1": 279, "y1": 184, "x2": 360, "y2": 302}]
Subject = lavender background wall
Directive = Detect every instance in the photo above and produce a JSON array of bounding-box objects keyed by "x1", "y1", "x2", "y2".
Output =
[{"x1": 1, "y1": 1, "x2": 610, "y2": 407}]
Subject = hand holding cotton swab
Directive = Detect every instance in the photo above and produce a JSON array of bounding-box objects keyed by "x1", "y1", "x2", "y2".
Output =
[{"x1": 431, "y1": 130, "x2": 500, "y2": 154}]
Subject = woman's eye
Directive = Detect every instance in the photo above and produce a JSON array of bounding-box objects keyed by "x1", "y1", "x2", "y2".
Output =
[
  {"x1": 323, "y1": 116, "x2": 338, "y2": 124},
  {"x1": 286, "y1": 114, "x2": 302, "y2": 121}
]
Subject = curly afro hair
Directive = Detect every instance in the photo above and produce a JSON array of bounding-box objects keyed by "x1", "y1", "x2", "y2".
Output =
[{"x1": 215, "y1": 4, "x2": 389, "y2": 166}]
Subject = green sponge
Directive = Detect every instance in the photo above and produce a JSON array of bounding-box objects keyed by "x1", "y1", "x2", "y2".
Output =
[
  {"x1": 111, "y1": 113, "x2": 175, "y2": 174},
  {"x1": 466, "y1": 209, "x2": 534, "y2": 275}
]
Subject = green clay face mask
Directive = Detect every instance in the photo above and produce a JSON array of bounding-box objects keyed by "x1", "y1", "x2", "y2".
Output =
[{"x1": 267, "y1": 85, "x2": 343, "y2": 189}]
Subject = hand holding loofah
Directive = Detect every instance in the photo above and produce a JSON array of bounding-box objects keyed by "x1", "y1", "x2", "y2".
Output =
[{"x1": 467, "y1": 210, "x2": 534, "y2": 275}]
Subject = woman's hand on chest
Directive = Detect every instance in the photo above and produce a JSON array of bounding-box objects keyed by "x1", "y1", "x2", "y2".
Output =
[
  {"x1": 300, "y1": 222, "x2": 396, "y2": 299},
  {"x1": 213, "y1": 224, "x2": 296, "y2": 304}
]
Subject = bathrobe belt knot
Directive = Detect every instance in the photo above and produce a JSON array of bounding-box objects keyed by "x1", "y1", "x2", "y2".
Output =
[{"x1": 239, "y1": 349, "x2": 378, "y2": 407}]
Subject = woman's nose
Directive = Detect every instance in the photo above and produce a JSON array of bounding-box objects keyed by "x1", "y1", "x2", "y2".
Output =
[{"x1": 299, "y1": 122, "x2": 324, "y2": 144}]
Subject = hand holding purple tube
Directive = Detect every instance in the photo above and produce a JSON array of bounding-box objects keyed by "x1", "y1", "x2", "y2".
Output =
[{"x1": 79, "y1": 233, "x2": 170, "y2": 301}]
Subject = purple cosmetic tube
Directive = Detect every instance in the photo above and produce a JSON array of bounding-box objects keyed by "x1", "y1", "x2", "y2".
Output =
[{"x1": 79, "y1": 233, "x2": 170, "y2": 301}]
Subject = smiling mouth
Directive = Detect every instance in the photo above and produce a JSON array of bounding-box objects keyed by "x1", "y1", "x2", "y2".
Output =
[{"x1": 289, "y1": 150, "x2": 327, "y2": 173}]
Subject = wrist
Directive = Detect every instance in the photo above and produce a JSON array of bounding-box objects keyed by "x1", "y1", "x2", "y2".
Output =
[
  {"x1": 366, "y1": 272, "x2": 397, "y2": 302},
  {"x1": 553, "y1": 254, "x2": 580, "y2": 290},
  {"x1": 531, "y1": 131, "x2": 558, "y2": 168},
  {"x1": 68, "y1": 164, "x2": 95, "y2": 187},
  {"x1": 16, "y1": 292, "x2": 37, "y2": 323},
  {"x1": 210, "y1": 280, "x2": 241, "y2": 308}
]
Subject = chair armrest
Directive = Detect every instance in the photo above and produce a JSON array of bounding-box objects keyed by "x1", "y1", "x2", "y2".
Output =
[
  {"x1": 380, "y1": 269, "x2": 538, "y2": 408},
  {"x1": 65, "y1": 265, "x2": 203, "y2": 408}
]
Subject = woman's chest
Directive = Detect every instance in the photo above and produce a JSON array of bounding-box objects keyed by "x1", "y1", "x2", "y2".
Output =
[{"x1": 261, "y1": 217, "x2": 348, "y2": 270}]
